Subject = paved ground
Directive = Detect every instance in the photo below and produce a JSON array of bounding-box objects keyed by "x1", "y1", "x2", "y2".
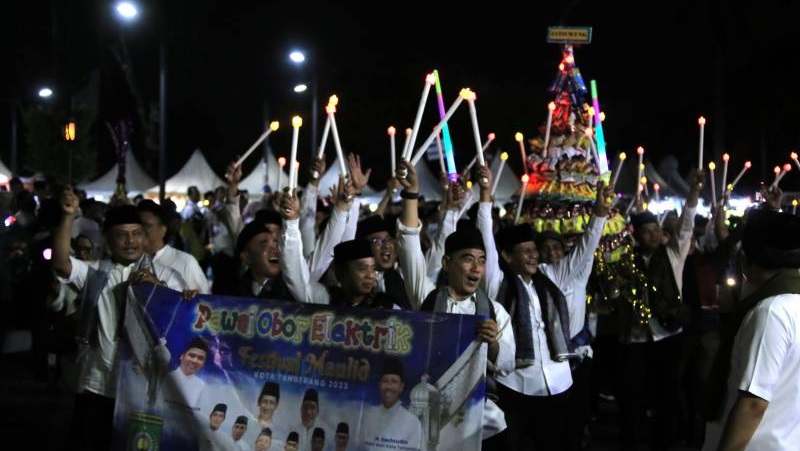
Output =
[{"x1": 0, "y1": 346, "x2": 702, "y2": 450}]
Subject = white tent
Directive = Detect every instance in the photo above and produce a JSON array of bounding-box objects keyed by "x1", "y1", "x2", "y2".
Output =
[
  {"x1": 146, "y1": 149, "x2": 225, "y2": 196},
  {"x1": 239, "y1": 148, "x2": 289, "y2": 195},
  {"x1": 0, "y1": 159, "x2": 12, "y2": 184},
  {"x1": 489, "y1": 153, "x2": 521, "y2": 203},
  {"x1": 79, "y1": 151, "x2": 157, "y2": 199}
]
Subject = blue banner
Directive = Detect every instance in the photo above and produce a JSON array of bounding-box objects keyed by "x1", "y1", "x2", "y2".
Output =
[{"x1": 114, "y1": 284, "x2": 486, "y2": 451}]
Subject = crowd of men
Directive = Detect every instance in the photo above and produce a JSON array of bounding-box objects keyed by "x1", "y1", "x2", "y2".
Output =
[{"x1": 1, "y1": 150, "x2": 798, "y2": 451}]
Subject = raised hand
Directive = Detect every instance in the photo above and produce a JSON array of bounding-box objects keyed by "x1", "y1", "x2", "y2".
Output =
[
  {"x1": 593, "y1": 180, "x2": 614, "y2": 217},
  {"x1": 347, "y1": 153, "x2": 372, "y2": 193},
  {"x1": 761, "y1": 185, "x2": 783, "y2": 211},
  {"x1": 309, "y1": 157, "x2": 326, "y2": 185},
  {"x1": 334, "y1": 175, "x2": 355, "y2": 211},
  {"x1": 446, "y1": 180, "x2": 466, "y2": 210},
  {"x1": 279, "y1": 189, "x2": 300, "y2": 221},
  {"x1": 397, "y1": 160, "x2": 419, "y2": 194},
  {"x1": 61, "y1": 187, "x2": 79, "y2": 218},
  {"x1": 225, "y1": 161, "x2": 242, "y2": 186}
]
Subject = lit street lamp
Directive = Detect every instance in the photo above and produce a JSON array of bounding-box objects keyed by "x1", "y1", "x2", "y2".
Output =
[
  {"x1": 38, "y1": 87, "x2": 53, "y2": 98},
  {"x1": 114, "y1": 1, "x2": 167, "y2": 202},
  {"x1": 289, "y1": 50, "x2": 318, "y2": 167}
]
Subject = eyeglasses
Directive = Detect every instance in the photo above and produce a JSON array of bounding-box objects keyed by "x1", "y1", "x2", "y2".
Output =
[{"x1": 367, "y1": 237, "x2": 393, "y2": 246}]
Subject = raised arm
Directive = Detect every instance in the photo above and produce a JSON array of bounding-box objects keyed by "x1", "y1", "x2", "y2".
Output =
[
  {"x1": 426, "y1": 181, "x2": 463, "y2": 280},
  {"x1": 53, "y1": 188, "x2": 78, "y2": 278},
  {"x1": 475, "y1": 165, "x2": 504, "y2": 300},
  {"x1": 221, "y1": 162, "x2": 245, "y2": 238},
  {"x1": 396, "y1": 161, "x2": 435, "y2": 309},
  {"x1": 546, "y1": 181, "x2": 612, "y2": 287},
  {"x1": 675, "y1": 170, "x2": 703, "y2": 261},
  {"x1": 299, "y1": 157, "x2": 326, "y2": 258},
  {"x1": 308, "y1": 177, "x2": 353, "y2": 282},
  {"x1": 279, "y1": 190, "x2": 330, "y2": 304}
]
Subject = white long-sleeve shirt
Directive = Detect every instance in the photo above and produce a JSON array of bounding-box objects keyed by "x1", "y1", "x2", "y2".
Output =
[
  {"x1": 280, "y1": 218, "x2": 330, "y2": 304},
  {"x1": 477, "y1": 202, "x2": 606, "y2": 396},
  {"x1": 154, "y1": 244, "x2": 211, "y2": 294}
]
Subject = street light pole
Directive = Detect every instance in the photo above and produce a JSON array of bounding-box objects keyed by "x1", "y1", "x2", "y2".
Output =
[{"x1": 159, "y1": 40, "x2": 167, "y2": 203}]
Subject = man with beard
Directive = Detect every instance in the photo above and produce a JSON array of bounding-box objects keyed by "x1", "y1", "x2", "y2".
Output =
[
  {"x1": 279, "y1": 191, "x2": 401, "y2": 309},
  {"x1": 395, "y1": 161, "x2": 515, "y2": 450}
]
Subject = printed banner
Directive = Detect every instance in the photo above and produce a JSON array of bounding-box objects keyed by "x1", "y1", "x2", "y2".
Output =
[{"x1": 113, "y1": 284, "x2": 487, "y2": 451}]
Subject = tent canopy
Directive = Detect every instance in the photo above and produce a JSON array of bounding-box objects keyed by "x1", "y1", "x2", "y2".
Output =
[
  {"x1": 146, "y1": 149, "x2": 225, "y2": 196},
  {"x1": 80, "y1": 151, "x2": 157, "y2": 199},
  {"x1": 239, "y1": 147, "x2": 289, "y2": 195}
]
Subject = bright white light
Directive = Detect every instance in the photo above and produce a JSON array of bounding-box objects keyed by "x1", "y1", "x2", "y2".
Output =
[
  {"x1": 115, "y1": 1, "x2": 139, "y2": 19},
  {"x1": 289, "y1": 51, "x2": 306, "y2": 63},
  {"x1": 368, "y1": 203, "x2": 379, "y2": 213},
  {"x1": 726, "y1": 277, "x2": 736, "y2": 286},
  {"x1": 42, "y1": 248, "x2": 52, "y2": 261},
  {"x1": 293, "y1": 84, "x2": 308, "y2": 93},
  {"x1": 38, "y1": 87, "x2": 53, "y2": 98}
]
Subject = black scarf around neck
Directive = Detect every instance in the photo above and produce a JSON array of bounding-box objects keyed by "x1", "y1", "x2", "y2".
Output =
[
  {"x1": 497, "y1": 270, "x2": 574, "y2": 366},
  {"x1": 705, "y1": 268, "x2": 800, "y2": 421}
]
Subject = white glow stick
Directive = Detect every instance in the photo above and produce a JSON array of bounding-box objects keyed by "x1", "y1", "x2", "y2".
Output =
[
  {"x1": 729, "y1": 161, "x2": 752, "y2": 192},
  {"x1": 410, "y1": 93, "x2": 466, "y2": 165},
  {"x1": 288, "y1": 116, "x2": 302, "y2": 191},
  {"x1": 464, "y1": 89, "x2": 485, "y2": 167},
  {"x1": 404, "y1": 73, "x2": 436, "y2": 161},
  {"x1": 465, "y1": 133, "x2": 495, "y2": 172},
  {"x1": 515, "y1": 174, "x2": 529, "y2": 223},
  {"x1": 708, "y1": 162, "x2": 717, "y2": 208},
  {"x1": 721, "y1": 153, "x2": 729, "y2": 197},
  {"x1": 325, "y1": 96, "x2": 348, "y2": 176},
  {"x1": 311, "y1": 117, "x2": 331, "y2": 179},
  {"x1": 515, "y1": 132, "x2": 528, "y2": 175},
  {"x1": 236, "y1": 121, "x2": 279, "y2": 167},
  {"x1": 277, "y1": 157, "x2": 286, "y2": 191},
  {"x1": 611, "y1": 152, "x2": 626, "y2": 187},
  {"x1": 543, "y1": 102, "x2": 555, "y2": 156},
  {"x1": 401, "y1": 128, "x2": 412, "y2": 161},
  {"x1": 388, "y1": 126, "x2": 397, "y2": 175},
  {"x1": 491, "y1": 152, "x2": 509, "y2": 196},
  {"x1": 698, "y1": 116, "x2": 706, "y2": 170}
]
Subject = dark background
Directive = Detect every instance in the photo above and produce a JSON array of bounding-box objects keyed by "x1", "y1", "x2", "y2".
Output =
[{"x1": 3, "y1": 0, "x2": 799, "y2": 192}]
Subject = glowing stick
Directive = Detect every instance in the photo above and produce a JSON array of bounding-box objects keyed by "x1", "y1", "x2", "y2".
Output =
[
  {"x1": 236, "y1": 121, "x2": 279, "y2": 167},
  {"x1": 388, "y1": 126, "x2": 397, "y2": 175},
  {"x1": 729, "y1": 161, "x2": 751, "y2": 192},
  {"x1": 772, "y1": 163, "x2": 792, "y2": 189},
  {"x1": 401, "y1": 128, "x2": 412, "y2": 161},
  {"x1": 641, "y1": 176, "x2": 649, "y2": 197},
  {"x1": 611, "y1": 152, "x2": 626, "y2": 187},
  {"x1": 590, "y1": 80, "x2": 609, "y2": 174},
  {"x1": 433, "y1": 70, "x2": 458, "y2": 180},
  {"x1": 325, "y1": 96, "x2": 348, "y2": 176},
  {"x1": 277, "y1": 157, "x2": 286, "y2": 191},
  {"x1": 435, "y1": 132, "x2": 446, "y2": 174},
  {"x1": 288, "y1": 116, "x2": 302, "y2": 191},
  {"x1": 410, "y1": 92, "x2": 466, "y2": 166},
  {"x1": 465, "y1": 133, "x2": 495, "y2": 172},
  {"x1": 635, "y1": 147, "x2": 645, "y2": 197},
  {"x1": 312, "y1": 117, "x2": 331, "y2": 179},
  {"x1": 463, "y1": 89, "x2": 486, "y2": 168},
  {"x1": 708, "y1": 162, "x2": 717, "y2": 208},
  {"x1": 515, "y1": 132, "x2": 528, "y2": 175},
  {"x1": 404, "y1": 73, "x2": 436, "y2": 160},
  {"x1": 585, "y1": 128, "x2": 601, "y2": 167},
  {"x1": 515, "y1": 174, "x2": 529, "y2": 224},
  {"x1": 653, "y1": 183, "x2": 661, "y2": 203},
  {"x1": 721, "y1": 153, "x2": 729, "y2": 196},
  {"x1": 791, "y1": 152, "x2": 800, "y2": 172},
  {"x1": 543, "y1": 102, "x2": 555, "y2": 157},
  {"x1": 793, "y1": 199, "x2": 798, "y2": 215},
  {"x1": 491, "y1": 152, "x2": 509, "y2": 196},
  {"x1": 291, "y1": 160, "x2": 300, "y2": 190},
  {"x1": 697, "y1": 116, "x2": 706, "y2": 170}
]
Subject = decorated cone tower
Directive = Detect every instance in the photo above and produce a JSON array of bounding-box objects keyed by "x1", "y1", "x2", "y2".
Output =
[{"x1": 521, "y1": 39, "x2": 641, "y2": 324}]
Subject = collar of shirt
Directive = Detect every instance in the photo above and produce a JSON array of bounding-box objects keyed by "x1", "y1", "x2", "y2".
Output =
[
  {"x1": 251, "y1": 278, "x2": 271, "y2": 296},
  {"x1": 447, "y1": 292, "x2": 477, "y2": 314}
]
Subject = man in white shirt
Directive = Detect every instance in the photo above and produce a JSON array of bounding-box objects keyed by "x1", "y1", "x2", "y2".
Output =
[
  {"x1": 617, "y1": 171, "x2": 701, "y2": 451},
  {"x1": 702, "y1": 208, "x2": 800, "y2": 450},
  {"x1": 52, "y1": 193, "x2": 183, "y2": 451},
  {"x1": 289, "y1": 389, "x2": 332, "y2": 451},
  {"x1": 200, "y1": 403, "x2": 237, "y2": 451},
  {"x1": 360, "y1": 357, "x2": 422, "y2": 450},
  {"x1": 138, "y1": 199, "x2": 211, "y2": 294},
  {"x1": 395, "y1": 161, "x2": 516, "y2": 450},
  {"x1": 231, "y1": 415, "x2": 251, "y2": 451},
  {"x1": 163, "y1": 336, "x2": 209, "y2": 412}
]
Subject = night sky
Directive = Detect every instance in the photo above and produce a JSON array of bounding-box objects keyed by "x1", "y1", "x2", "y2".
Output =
[{"x1": 4, "y1": 0, "x2": 800, "y2": 192}]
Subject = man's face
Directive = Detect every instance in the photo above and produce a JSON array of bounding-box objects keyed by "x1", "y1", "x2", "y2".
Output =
[
  {"x1": 74, "y1": 237, "x2": 94, "y2": 261},
  {"x1": 537, "y1": 238, "x2": 563, "y2": 265},
  {"x1": 188, "y1": 188, "x2": 200, "y2": 203},
  {"x1": 284, "y1": 441, "x2": 298, "y2": 451},
  {"x1": 232, "y1": 423, "x2": 247, "y2": 441},
  {"x1": 503, "y1": 241, "x2": 540, "y2": 277},
  {"x1": 259, "y1": 395, "x2": 278, "y2": 418},
  {"x1": 339, "y1": 257, "x2": 377, "y2": 295},
  {"x1": 366, "y1": 231, "x2": 396, "y2": 271},
  {"x1": 139, "y1": 211, "x2": 167, "y2": 254},
  {"x1": 210, "y1": 411, "x2": 225, "y2": 430},
  {"x1": 335, "y1": 432, "x2": 349, "y2": 450},
  {"x1": 444, "y1": 248, "x2": 486, "y2": 298},
  {"x1": 179, "y1": 346, "x2": 207, "y2": 376},
  {"x1": 379, "y1": 374, "x2": 404, "y2": 408},
  {"x1": 301, "y1": 400, "x2": 319, "y2": 427},
  {"x1": 311, "y1": 437, "x2": 324, "y2": 451},
  {"x1": 106, "y1": 224, "x2": 145, "y2": 264},
  {"x1": 635, "y1": 223, "x2": 665, "y2": 252},
  {"x1": 242, "y1": 232, "x2": 281, "y2": 279},
  {"x1": 255, "y1": 434, "x2": 272, "y2": 451}
]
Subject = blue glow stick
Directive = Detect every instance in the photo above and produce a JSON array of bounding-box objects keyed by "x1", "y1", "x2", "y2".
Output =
[{"x1": 434, "y1": 70, "x2": 458, "y2": 181}]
